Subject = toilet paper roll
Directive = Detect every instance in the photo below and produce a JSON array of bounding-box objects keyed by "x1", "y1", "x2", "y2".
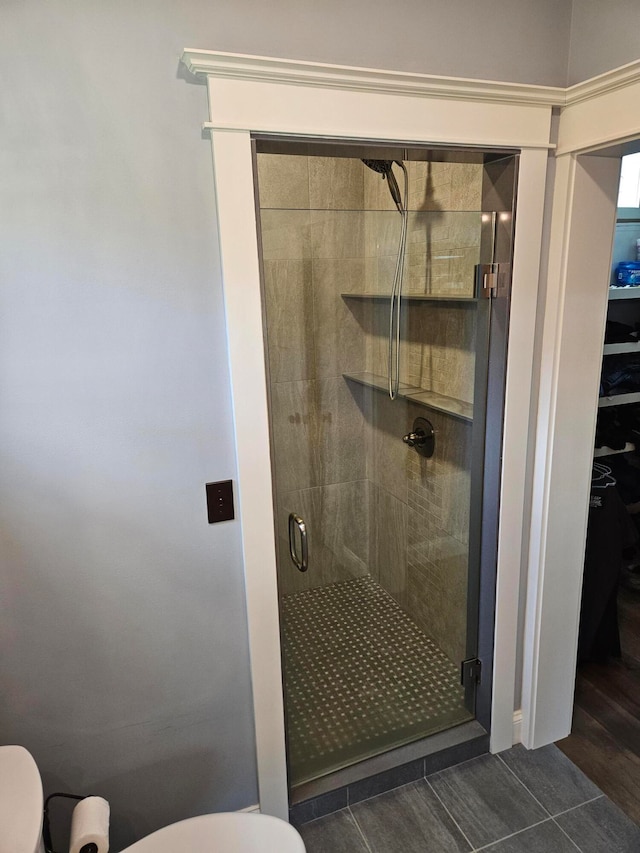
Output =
[{"x1": 69, "y1": 796, "x2": 110, "y2": 853}]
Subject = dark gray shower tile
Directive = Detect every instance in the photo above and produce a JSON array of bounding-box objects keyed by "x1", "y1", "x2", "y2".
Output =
[
  {"x1": 555, "y1": 796, "x2": 640, "y2": 853},
  {"x1": 289, "y1": 787, "x2": 348, "y2": 827},
  {"x1": 298, "y1": 808, "x2": 370, "y2": 853},
  {"x1": 347, "y1": 759, "x2": 424, "y2": 806},
  {"x1": 481, "y1": 819, "x2": 577, "y2": 852},
  {"x1": 351, "y1": 780, "x2": 471, "y2": 852},
  {"x1": 499, "y1": 743, "x2": 602, "y2": 815},
  {"x1": 428, "y1": 754, "x2": 548, "y2": 849}
]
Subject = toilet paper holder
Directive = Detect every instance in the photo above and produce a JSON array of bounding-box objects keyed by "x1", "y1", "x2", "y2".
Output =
[{"x1": 43, "y1": 792, "x2": 99, "y2": 853}]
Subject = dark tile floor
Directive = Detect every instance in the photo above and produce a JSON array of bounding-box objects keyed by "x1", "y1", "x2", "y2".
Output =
[{"x1": 297, "y1": 744, "x2": 640, "y2": 852}]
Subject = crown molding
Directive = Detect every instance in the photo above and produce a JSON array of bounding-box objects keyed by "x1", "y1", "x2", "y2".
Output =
[
  {"x1": 183, "y1": 49, "x2": 640, "y2": 121},
  {"x1": 181, "y1": 49, "x2": 565, "y2": 107},
  {"x1": 565, "y1": 58, "x2": 640, "y2": 106}
]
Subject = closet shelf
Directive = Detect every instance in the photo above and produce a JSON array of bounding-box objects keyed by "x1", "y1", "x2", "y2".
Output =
[
  {"x1": 603, "y1": 341, "x2": 640, "y2": 355},
  {"x1": 342, "y1": 292, "x2": 477, "y2": 303},
  {"x1": 598, "y1": 391, "x2": 640, "y2": 408},
  {"x1": 594, "y1": 443, "x2": 635, "y2": 458},
  {"x1": 609, "y1": 287, "x2": 640, "y2": 301},
  {"x1": 343, "y1": 371, "x2": 473, "y2": 422}
]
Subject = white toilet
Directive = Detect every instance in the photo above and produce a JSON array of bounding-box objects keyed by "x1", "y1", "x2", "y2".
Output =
[{"x1": 0, "y1": 745, "x2": 305, "y2": 853}]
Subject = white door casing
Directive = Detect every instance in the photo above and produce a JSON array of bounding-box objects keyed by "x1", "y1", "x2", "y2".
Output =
[
  {"x1": 182, "y1": 49, "x2": 556, "y2": 818},
  {"x1": 521, "y1": 62, "x2": 640, "y2": 748}
]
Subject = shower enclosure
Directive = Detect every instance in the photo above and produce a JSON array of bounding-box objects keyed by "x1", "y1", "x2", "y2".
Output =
[{"x1": 253, "y1": 140, "x2": 517, "y2": 791}]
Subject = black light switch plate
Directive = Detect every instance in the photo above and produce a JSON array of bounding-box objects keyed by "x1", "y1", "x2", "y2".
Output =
[{"x1": 206, "y1": 480, "x2": 235, "y2": 523}]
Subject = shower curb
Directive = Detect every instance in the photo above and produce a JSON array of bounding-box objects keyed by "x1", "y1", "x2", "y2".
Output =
[{"x1": 289, "y1": 730, "x2": 489, "y2": 826}]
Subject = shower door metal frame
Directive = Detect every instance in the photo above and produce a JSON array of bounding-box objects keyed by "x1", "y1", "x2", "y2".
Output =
[
  {"x1": 253, "y1": 140, "x2": 518, "y2": 778},
  {"x1": 181, "y1": 47, "x2": 556, "y2": 821},
  {"x1": 469, "y1": 157, "x2": 520, "y2": 727}
]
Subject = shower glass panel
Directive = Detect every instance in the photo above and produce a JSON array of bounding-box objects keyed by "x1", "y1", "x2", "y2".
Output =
[{"x1": 254, "y1": 144, "x2": 515, "y2": 789}]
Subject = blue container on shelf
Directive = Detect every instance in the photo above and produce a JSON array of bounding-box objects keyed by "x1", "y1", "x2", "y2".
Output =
[{"x1": 616, "y1": 261, "x2": 640, "y2": 285}]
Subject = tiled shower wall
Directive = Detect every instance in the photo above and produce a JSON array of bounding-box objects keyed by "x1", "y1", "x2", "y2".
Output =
[
  {"x1": 258, "y1": 155, "x2": 371, "y2": 597},
  {"x1": 362, "y1": 160, "x2": 482, "y2": 665},
  {"x1": 257, "y1": 153, "x2": 482, "y2": 664}
]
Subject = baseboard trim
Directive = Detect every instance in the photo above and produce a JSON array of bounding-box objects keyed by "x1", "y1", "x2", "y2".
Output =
[{"x1": 513, "y1": 709, "x2": 523, "y2": 745}]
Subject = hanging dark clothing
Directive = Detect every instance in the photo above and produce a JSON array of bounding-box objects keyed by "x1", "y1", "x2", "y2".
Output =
[{"x1": 578, "y1": 464, "x2": 637, "y2": 663}]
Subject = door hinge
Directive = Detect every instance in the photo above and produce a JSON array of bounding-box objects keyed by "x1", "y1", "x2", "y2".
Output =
[
  {"x1": 475, "y1": 263, "x2": 499, "y2": 298},
  {"x1": 461, "y1": 657, "x2": 482, "y2": 687}
]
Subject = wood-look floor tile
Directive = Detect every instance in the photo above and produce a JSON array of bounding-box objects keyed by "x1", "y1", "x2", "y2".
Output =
[
  {"x1": 499, "y1": 743, "x2": 601, "y2": 815},
  {"x1": 298, "y1": 809, "x2": 370, "y2": 853},
  {"x1": 556, "y1": 797, "x2": 640, "y2": 853},
  {"x1": 480, "y1": 819, "x2": 578, "y2": 852},
  {"x1": 428, "y1": 754, "x2": 547, "y2": 849},
  {"x1": 351, "y1": 780, "x2": 471, "y2": 853}
]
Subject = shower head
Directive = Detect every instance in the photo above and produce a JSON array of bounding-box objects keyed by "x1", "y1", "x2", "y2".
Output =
[
  {"x1": 362, "y1": 159, "x2": 404, "y2": 213},
  {"x1": 361, "y1": 158, "x2": 395, "y2": 174}
]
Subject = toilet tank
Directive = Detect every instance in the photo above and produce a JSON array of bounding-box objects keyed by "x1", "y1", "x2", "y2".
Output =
[{"x1": 0, "y1": 746, "x2": 44, "y2": 853}]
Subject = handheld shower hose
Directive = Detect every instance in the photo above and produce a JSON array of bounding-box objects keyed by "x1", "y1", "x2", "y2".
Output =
[{"x1": 362, "y1": 159, "x2": 409, "y2": 399}]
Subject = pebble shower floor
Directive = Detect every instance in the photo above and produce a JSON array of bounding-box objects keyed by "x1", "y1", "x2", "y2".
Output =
[{"x1": 282, "y1": 575, "x2": 473, "y2": 786}]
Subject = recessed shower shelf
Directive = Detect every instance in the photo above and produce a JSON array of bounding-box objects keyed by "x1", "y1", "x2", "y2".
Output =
[
  {"x1": 344, "y1": 372, "x2": 473, "y2": 422},
  {"x1": 342, "y1": 292, "x2": 477, "y2": 303}
]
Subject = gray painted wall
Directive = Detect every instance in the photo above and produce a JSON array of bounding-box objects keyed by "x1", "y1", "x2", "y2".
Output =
[
  {"x1": 569, "y1": 0, "x2": 640, "y2": 85},
  {"x1": 0, "y1": 0, "x2": 575, "y2": 849},
  {"x1": 181, "y1": 0, "x2": 574, "y2": 87},
  {"x1": 0, "y1": 4, "x2": 258, "y2": 850}
]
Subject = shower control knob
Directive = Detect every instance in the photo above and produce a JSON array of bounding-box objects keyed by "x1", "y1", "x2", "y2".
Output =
[
  {"x1": 403, "y1": 432, "x2": 423, "y2": 447},
  {"x1": 402, "y1": 417, "x2": 435, "y2": 458}
]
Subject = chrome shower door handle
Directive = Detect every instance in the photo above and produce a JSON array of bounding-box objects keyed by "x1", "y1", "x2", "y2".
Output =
[{"x1": 288, "y1": 513, "x2": 308, "y2": 573}]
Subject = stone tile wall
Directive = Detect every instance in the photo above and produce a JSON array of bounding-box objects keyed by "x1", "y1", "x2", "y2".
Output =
[
  {"x1": 258, "y1": 154, "x2": 371, "y2": 596},
  {"x1": 362, "y1": 159, "x2": 481, "y2": 664},
  {"x1": 257, "y1": 151, "x2": 482, "y2": 664}
]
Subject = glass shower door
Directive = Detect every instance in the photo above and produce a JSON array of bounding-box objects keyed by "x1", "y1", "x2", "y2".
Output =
[{"x1": 255, "y1": 144, "x2": 516, "y2": 788}]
